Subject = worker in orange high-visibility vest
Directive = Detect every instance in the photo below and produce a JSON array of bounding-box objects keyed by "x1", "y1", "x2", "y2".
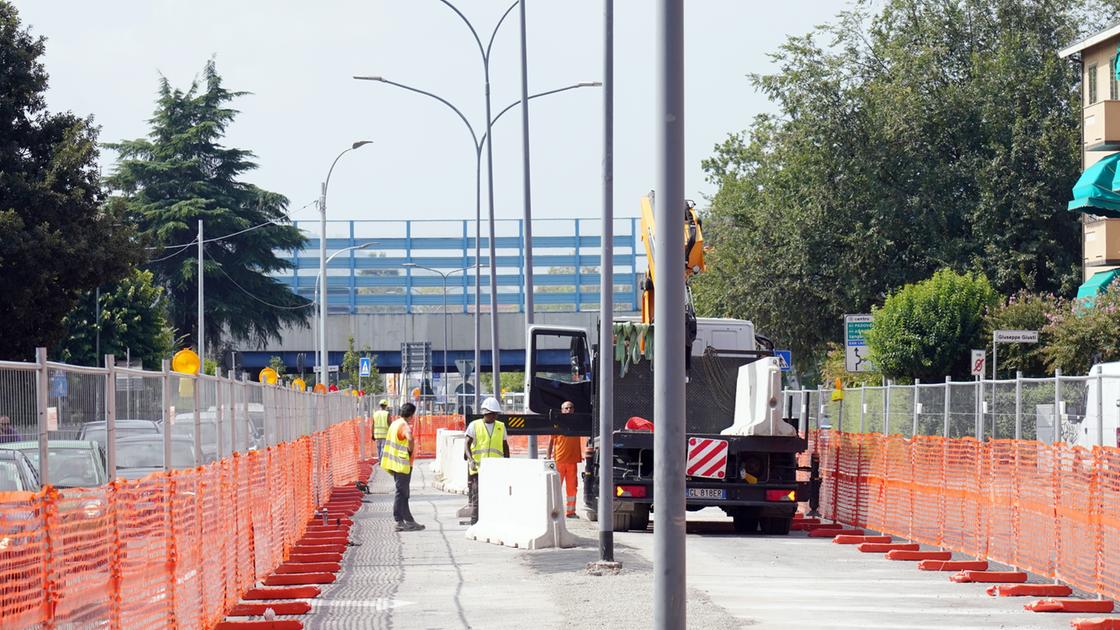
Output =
[
  {"x1": 381, "y1": 402, "x2": 425, "y2": 532},
  {"x1": 548, "y1": 401, "x2": 583, "y2": 519}
]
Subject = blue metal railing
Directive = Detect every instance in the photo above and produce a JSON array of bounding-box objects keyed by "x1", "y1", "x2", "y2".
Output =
[{"x1": 278, "y1": 217, "x2": 644, "y2": 314}]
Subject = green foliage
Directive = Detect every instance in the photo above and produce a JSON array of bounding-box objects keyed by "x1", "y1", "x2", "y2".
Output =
[
  {"x1": 818, "y1": 342, "x2": 883, "y2": 388},
  {"x1": 864, "y1": 269, "x2": 997, "y2": 381},
  {"x1": 106, "y1": 60, "x2": 309, "y2": 355},
  {"x1": 339, "y1": 337, "x2": 383, "y2": 392},
  {"x1": 481, "y1": 371, "x2": 525, "y2": 394},
  {"x1": 267, "y1": 355, "x2": 286, "y2": 377},
  {"x1": 0, "y1": 2, "x2": 141, "y2": 360},
  {"x1": 202, "y1": 357, "x2": 218, "y2": 376},
  {"x1": 694, "y1": 0, "x2": 1088, "y2": 370},
  {"x1": 1042, "y1": 288, "x2": 1120, "y2": 374},
  {"x1": 984, "y1": 290, "x2": 1060, "y2": 376},
  {"x1": 56, "y1": 269, "x2": 173, "y2": 368}
]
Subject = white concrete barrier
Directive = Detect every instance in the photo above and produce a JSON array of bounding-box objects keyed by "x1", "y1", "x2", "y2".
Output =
[
  {"x1": 465, "y1": 458, "x2": 575, "y2": 549},
  {"x1": 430, "y1": 429, "x2": 463, "y2": 477},
  {"x1": 440, "y1": 436, "x2": 469, "y2": 494}
]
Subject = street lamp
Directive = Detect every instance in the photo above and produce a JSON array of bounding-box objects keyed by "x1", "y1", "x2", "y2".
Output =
[
  {"x1": 402, "y1": 263, "x2": 471, "y2": 407},
  {"x1": 352, "y1": 77, "x2": 600, "y2": 400},
  {"x1": 313, "y1": 242, "x2": 376, "y2": 384},
  {"x1": 319, "y1": 141, "x2": 372, "y2": 388}
]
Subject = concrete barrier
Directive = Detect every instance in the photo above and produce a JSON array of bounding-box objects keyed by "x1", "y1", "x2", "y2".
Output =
[
  {"x1": 464, "y1": 458, "x2": 575, "y2": 549},
  {"x1": 430, "y1": 429, "x2": 462, "y2": 477},
  {"x1": 432, "y1": 433, "x2": 469, "y2": 494}
]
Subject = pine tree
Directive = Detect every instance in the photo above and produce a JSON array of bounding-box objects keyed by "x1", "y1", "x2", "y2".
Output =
[{"x1": 107, "y1": 60, "x2": 310, "y2": 353}]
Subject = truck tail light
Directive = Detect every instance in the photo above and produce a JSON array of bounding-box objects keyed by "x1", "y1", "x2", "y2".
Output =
[
  {"x1": 765, "y1": 489, "x2": 795, "y2": 502},
  {"x1": 616, "y1": 485, "x2": 647, "y2": 498}
]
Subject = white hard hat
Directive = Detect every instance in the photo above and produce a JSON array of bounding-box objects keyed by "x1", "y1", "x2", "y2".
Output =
[{"x1": 480, "y1": 397, "x2": 502, "y2": 414}]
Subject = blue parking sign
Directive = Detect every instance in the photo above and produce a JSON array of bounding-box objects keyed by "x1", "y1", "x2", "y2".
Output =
[
  {"x1": 775, "y1": 350, "x2": 792, "y2": 372},
  {"x1": 50, "y1": 372, "x2": 68, "y2": 398}
]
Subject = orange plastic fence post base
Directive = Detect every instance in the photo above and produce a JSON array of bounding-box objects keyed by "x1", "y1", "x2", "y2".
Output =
[
  {"x1": 1072, "y1": 618, "x2": 1120, "y2": 630},
  {"x1": 792, "y1": 521, "x2": 821, "y2": 531},
  {"x1": 949, "y1": 570, "x2": 1028, "y2": 583},
  {"x1": 833, "y1": 535, "x2": 892, "y2": 545},
  {"x1": 291, "y1": 543, "x2": 348, "y2": 555},
  {"x1": 229, "y1": 601, "x2": 313, "y2": 616},
  {"x1": 243, "y1": 586, "x2": 321, "y2": 600},
  {"x1": 289, "y1": 552, "x2": 343, "y2": 564},
  {"x1": 263, "y1": 572, "x2": 337, "y2": 586},
  {"x1": 811, "y1": 523, "x2": 844, "y2": 530},
  {"x1": 276, "y1": 562, "x2": 342, "y2": 574},
  {"x1": 808, "y1": 528, "x2": 864, "y2": 538},
  {"x1": 301, "y1": 534, "x2": 349, "y2": 544},
  {"x1": 987, "y1": 584, "x2": 1073, "y2": 597},
  {"x1": 214, "y1": 622, "x2": 303, "y2": 630},
  {"x1": 307, "y1": 518, "x2": 353, "y2": 527},
  {"x1": 1024, "y1": 599, "x2": 1114, "y2": 613},
  {"x1": 918, "y1": 560, "x2": 988, "y2": 571},
  {"x1": 886, "y1": 550, "x2": 952, "y2": 561},
  {"x1": 857, "y1": 542, "x2": 920, "y2": 553}
]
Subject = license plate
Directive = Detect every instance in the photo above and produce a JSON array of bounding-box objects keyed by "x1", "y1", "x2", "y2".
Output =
[{"x1": 686, "y1": 488, "x2": 727, "y2": 500}]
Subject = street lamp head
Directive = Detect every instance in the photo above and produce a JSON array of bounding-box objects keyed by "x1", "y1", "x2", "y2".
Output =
[
  {"x1": 401, "y1": 262, "x2": 418, "y2": 268},
  {"x1": 581, "y1": 81, "x2": 604, "y2": 87},
  {"x1": 352, "y1": 140, "x2": 373, "y2": 150},
  {"x1": 353, "y1": 76, "x2": 384, "y2": 82}
]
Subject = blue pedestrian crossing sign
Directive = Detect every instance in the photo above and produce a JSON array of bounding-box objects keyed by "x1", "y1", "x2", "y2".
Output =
[
  {"x1": 358, "y1": 357, "x2": 372, "y2": 377},
  {"x1": 774, "y1": 350, "x2": 792, "y2": 372}
]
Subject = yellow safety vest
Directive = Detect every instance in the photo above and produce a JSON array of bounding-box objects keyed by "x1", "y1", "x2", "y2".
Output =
[
  {"x1": 373, "y1": 409, "x2": 390, "y2": 439},
  {"x1": 380, "y1": 418, "x2": 412, "y2": 474},
  {"x1": 469, "y1": 419, "x2": 506, "y2": 466}
]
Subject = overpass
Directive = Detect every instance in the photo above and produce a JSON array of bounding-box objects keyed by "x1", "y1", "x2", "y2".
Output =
[{"x1": 234, "y1": 216, "x2": 643, "y2": 373}]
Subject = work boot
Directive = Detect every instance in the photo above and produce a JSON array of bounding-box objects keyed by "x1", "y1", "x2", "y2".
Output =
[
  {"x1": 403, "y1": 521, "x2": 425, "y2": 531},
  {"x1": 566, "y1": 512, "x2": 578, "y2": 519},
  {"x1": 394, "y1": 521, "x2": 408, "y2": 532}
]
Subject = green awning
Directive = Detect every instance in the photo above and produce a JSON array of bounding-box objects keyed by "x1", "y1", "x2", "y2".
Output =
[
  {"x1": 1077, "y1": 269, "x2": 1120, "y2": 305},
  {"x1": 1069, "y1": 152, "x2": 1120, "y2": 218}
]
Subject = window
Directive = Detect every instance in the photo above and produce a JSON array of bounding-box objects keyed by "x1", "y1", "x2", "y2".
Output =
[
  {"x1": 1112, "y1": 56, "x2": 1119, "y2": 101},
  {"x1": 1089, "y1": 64, "x2": 1098, "y2": 104}
]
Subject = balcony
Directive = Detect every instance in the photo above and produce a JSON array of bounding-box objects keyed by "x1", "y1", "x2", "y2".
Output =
[{"x1": 1084, "y1": 100, "x2": 1120, "y2": 151}]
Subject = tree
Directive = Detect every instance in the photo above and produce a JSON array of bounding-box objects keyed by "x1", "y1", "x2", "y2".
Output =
[
  {"x1": 267, "y1": 355, "x2": 286, "y2": 378},
  {"x1": 0, "y1": 1, "x2": 140, "y2": 360},
  {"x1": 481, "y1": 371, "x2": 525, "y2": 394},
  {"x1": 864, "y1": 269, "x2": 998, "y2": 381},
  {"x1": 1042, "y1": 288, "x2": 1120, "y2": 374},
  {"x1": 695, "y1": 0, "x2": 1093, "y2": 371},
  {"x1": 56, "y1": 269, "x2": 173, "y2": 369},
  {"x1": 984, "y1": 291, "x2": 1060, "y2": 376},
  {"x1": 106, "y1": 60, "x2": 309, "y2": 354}
]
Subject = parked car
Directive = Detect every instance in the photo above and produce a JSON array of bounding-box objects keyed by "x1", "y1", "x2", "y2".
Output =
[
  {"x1": 114, "y1": 435, "x2": 198, "y2": 480},
  {"x1": 166, "y1": 411, "x2": 261, "y2": 462},
  {"x1": 77, "y1": 419, "x2": 161, "y2": 450},
  {"x1": 0, "y1": 450, "x2": 39, "y2": 491},
  {"x1": 0, "y1": 441, "x2": 108, "y2": 488}
]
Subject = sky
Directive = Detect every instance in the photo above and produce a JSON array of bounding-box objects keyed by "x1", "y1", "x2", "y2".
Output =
[{"x1": 14, "y1": 1, "x2": 851, "y2": 226}]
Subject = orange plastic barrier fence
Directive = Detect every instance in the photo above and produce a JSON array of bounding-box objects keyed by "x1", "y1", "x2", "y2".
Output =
[
  {"x1": 410, "y1": 415, "x2": 466, "y2": 459},
  {"x1": 815, "y1": 431, "x2": 1120, "y2": 602},
  {"x1": 0, "y1": 417, "x2": 370, "y2": 629}
]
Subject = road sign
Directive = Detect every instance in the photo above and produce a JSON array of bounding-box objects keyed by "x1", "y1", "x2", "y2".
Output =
[
  {"x1": 774, "y1": 349, "x2": 792, "y2": 372},
  {"x1": 49, "y1": 372, "x2": 68, "y2": 398},
  {"x1": 994, "y1": 330, "x2": 1039, "y2": 343},
  {"x1": 844, "y1": 314, "x2": 873, "y2": 372},
  {"x1": 970, "y1": 350, "x2": 986, "y2": 376},
  {"x1": 327, "y1": 365, "x2": 339, "y2": 373},
  {"x1": 455, "y1": 359, "x2": 474, "y2": 380},
  {"x1": 358, "y1": 357, "x2": 372, "y2": 377}
]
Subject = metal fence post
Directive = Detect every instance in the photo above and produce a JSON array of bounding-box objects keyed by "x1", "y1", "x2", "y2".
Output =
[
  {"x1": 1097, "y1": 368, "x2": 1105, "y2": 447},
  {"x1": 859, "y1": 385, "x2": 866, "y2": 433},
  {"x1": 228, "y1": 370, "x2": 237, "y2": 454},
  {"x1": 799, "y1": 390, "x2": 808, "y2": 436},
  {"x1": 192, "y1": 375, "x2": 202, "y2": 466},
  {"x1": 884, "y1": 379, "x2": 892, "y2": 435},
  {"x1": 35, "y1": 348, "x2": 49, "y2": 487},
  {"x1": 912, "y1": 378, "x2": 921, "y2": 436},
  {"x1": 1054, "y1": 368, "x2": 1062, "y2": 444},
  {"x1": 104, "y1": 355, "x2": 117, "y2": 481},
  {"x1": 943, "y1": 376, "x2": 951, "y2": 438},
  {"x1": 215, "y1": 376, "x2": 225, "y2": 458},
  {"x1": 1014, "y1": 370, "x2": 1022, "y2": 441},
  {"x1": 162, "y1": 359, "x2": 172, "y2": 471}
]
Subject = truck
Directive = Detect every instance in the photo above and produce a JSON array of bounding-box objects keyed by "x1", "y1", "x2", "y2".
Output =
[{"x1": 501, "y1": 193, "x2": 817, "y2": 534}]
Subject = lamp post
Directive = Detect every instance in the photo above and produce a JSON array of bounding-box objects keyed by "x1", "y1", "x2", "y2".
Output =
[
  {"x1": 353, "y1": 76, "x2": 600, "y2": 403},
  {"x1": 319, "y1": 141, "x2": 372, "y2": 388},
  {"x1": 402, "y1": 263, "x2": 471, "y2": 407},
  {"x1": 313, "y1": 242, "x2": 376, "y2": 385}
]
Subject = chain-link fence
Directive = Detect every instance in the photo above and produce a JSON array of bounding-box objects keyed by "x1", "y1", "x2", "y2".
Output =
[
  {"x1": 0, "y1": 349, "x2": 364, "y2": 489},
  {"x1": 785, "y1": 370, "x2": 1120, "y2": 447}
]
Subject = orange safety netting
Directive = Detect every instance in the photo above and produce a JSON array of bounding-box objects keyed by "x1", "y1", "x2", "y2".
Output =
[
  {"x1": 816, "y1": 431, "x2": 1120, "y2": 601},
  {"x1": 0, "y1": 417, "x2": 370, "y2": 629},
  {"x1": 410, "y1": 415, "x2": 465, "y2": 459}
]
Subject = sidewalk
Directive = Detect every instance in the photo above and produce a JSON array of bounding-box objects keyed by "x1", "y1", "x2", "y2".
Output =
[{"x1": 303, "y1": 463, "x2": 743, "y2": 630}]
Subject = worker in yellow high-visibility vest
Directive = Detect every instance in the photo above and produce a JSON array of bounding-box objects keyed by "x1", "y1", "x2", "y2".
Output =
[
  {"x1": 464, "y1": 397, "x2": 509, "y2": 525},
  {"x1": 380, "y1": 402, "x2": 424, "y2": 532},
  {"x1": 372, "y1": 399, "x2": 391, "y2": 460}
]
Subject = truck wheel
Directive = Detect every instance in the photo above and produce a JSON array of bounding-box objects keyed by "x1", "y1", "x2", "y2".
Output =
[
  {"x1": 733, "y1": 512, "x2": 758, "y2": 534},
  {"x1": 630, "y1": 505, "x2": 651, "y2": 531},
  {"x1": 612, "y1": 512, "x2": 631, "y2": 532},
  {"x1": 760, "y1": 516, "x2": 791, "y2": 535}
]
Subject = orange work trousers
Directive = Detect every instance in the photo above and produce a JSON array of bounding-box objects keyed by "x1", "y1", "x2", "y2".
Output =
[{"x1": 557, "y1": 462, "x2": 578, "y2": 516}]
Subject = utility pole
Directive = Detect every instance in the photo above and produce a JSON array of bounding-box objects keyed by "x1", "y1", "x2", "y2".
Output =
[
  {"x1": 653, "y1": 1, "x2": 687, "y2": 628},
  {"x1": 520, "y1": 0, "x2": 538, "y2": 458},
  {"x1": 198, "y1": 220, "x2": 204, "y2": 364},
  {"x1": 598, "y1": 0, "x2": 616, "y2": 565}
]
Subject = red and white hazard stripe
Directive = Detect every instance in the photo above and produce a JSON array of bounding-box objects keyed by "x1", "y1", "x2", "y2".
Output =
[{"x1": 686, "y1": 437, "x2": 728, "y2": 479}]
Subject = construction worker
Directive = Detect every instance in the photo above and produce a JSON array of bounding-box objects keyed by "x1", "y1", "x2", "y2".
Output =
[
  {"x1": 464, "y1": 396, "x2": 510, "y2": 524},
  {"x1": 547, "y1": 401, "x2": 582, "y2": 518},
  {"x1": 372, "y1": 399, "x2": 391, "y2": 460},
  {"x1": 380, "y1": 402, "x2": 425, "y2": 532}
]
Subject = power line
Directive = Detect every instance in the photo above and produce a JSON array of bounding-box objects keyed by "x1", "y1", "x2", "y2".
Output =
[
  {"x1": 209, "y1": 250, "x2": 315, "y2": 311},
  {"x1": 145, "y1": 198, "x2": 318, "y2": 250},
  {"x1": 147, "y1": 238, "x2": 198, "y2": 263}
]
